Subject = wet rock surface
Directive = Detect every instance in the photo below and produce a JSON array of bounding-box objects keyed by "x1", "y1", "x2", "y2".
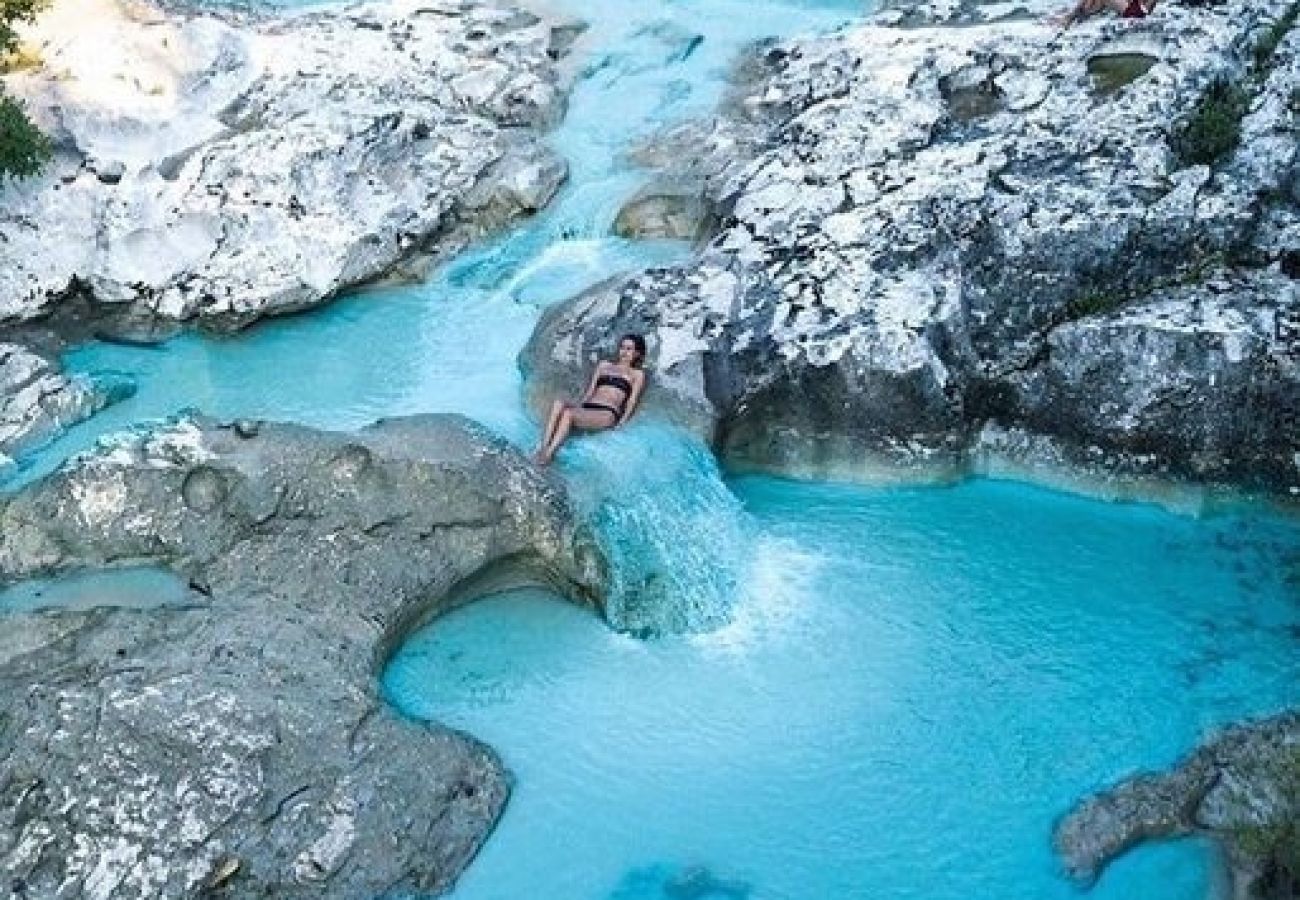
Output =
[
  {"x1": 0, "y1": 343, "x2": 134, "y2": 476},
  {"x1": 614, "y1": 188, "x2": 711, "y2": 241},
  {"x1": 1056, "y1": 712, "x2": 1300, "y2": 900},
  {"x1": 0, "y1": 0, "x2": 571, "y2": 330},
  {"x1": 0, "y1": 414, "x2": 605, "y2": 898},
  {"x1": 525, "y1": 0, "x2": 1300, "y2": 496}
]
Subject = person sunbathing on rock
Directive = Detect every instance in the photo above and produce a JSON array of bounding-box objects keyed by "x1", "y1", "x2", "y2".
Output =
[
  {"x1": 535, "y1": 333, "x2": 648, "y2": 466},
  {"x1": 1051, "y1": 0, "x2": 1156, "y2": 27}
]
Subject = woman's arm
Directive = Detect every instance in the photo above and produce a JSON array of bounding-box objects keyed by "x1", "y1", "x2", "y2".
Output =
[
  {"x1": 580, "y1": 361, "x2": 605, "y2": 403},
  {"x1": 618, "y1": 371, "x2": 646, "y2": 425}
]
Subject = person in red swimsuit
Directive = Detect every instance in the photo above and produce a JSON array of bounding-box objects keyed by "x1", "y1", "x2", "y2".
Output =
[{"x1": 1052, "y1": 0, "x2": 1156, "y2": 28}]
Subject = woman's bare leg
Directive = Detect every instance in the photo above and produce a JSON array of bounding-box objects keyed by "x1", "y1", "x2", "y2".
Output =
[
  {"x1": 539, "y1": 407, "x2": 615, "y2": 464},
  {"x1": 537, "y1": 400, "x2": 567, "y2": 458}
]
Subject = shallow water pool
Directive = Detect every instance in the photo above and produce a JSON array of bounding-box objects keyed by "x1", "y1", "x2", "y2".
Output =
[{"x1": 385, "y1": 475, "x2": 1299, "y2": 900}]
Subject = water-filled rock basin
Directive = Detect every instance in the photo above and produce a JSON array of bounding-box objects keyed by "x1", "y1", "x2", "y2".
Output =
[
  {"x1": 2, "y1": 0, "x2": 1295, "y2": 894},
  {"x1": 1087, "y1": 52, "x2": 1158, "y2": 95},
  {"x1": 386, "y1": 476, "x2": 1300, "y2": 899},
  {"x1": 0, "y1": 566, "x2": 198, "y2": 613}
]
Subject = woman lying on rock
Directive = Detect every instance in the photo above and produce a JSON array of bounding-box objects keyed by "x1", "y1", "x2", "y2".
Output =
[
  {"x1": 534, "y1": 333, "x2": 648, "y2": 465},
  {"x1": 1052, "y1": 0, "x2": 1156, "y2": 27}
]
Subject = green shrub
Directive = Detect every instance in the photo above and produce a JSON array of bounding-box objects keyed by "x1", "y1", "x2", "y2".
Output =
[
  {"x1": 1254, "y1": 3, "x2": 1300, "y2": 70},
  {"x1": 0, "y1": 93, "x2": 49, "y2": 179},
  {"x1": 1173, "y1": 78, "x2": 1251, "y2": 167},
  {"x1": 0, "y1": 0, "x2": 46, "y2": 56},
  {"x1": 0, "y1": 0, "x2": 49, "y2": 182},
  {"x1": 1065, "y1": 292, "x2": 1122, "y2": 320}
]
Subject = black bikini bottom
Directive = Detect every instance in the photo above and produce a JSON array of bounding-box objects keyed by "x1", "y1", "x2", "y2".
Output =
[{"x1": 581, "y1": 402, "x2": 621, "y2": 422}]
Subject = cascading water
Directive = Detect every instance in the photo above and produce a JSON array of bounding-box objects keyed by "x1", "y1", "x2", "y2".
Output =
[
  {"x1": 6, "y1": 0, "x2": 861, "y2": 638},
  {"x1": 560, "y1": 423, "x2": 751, "y2": 635},
  {"x1": 4, "y1": 0, "x2": 1298, "y2": 897}
]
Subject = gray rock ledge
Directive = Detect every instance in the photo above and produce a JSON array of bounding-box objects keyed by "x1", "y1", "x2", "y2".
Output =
[
  {"x1": 0, "y1": 414, "x2": 605, "y2": 898},
  {"x1": 1055, "y1": 711, "x2": 1300, "y2": 900}
]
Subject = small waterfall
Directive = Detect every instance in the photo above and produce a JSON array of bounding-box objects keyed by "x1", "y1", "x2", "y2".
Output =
[{"x1": 561, "y1": 423, "x2": 751, "y2": 636}]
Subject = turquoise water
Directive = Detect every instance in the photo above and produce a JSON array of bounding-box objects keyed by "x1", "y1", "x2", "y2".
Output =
[
  {"x1": 0, "y1": 566, "x2": 197, "y2": 613},
  {"x1": 385, "y1": 476, "x2": 1299, "y2": 899},
  {"x1": 3, "y1": 0, "x2": 1297, "y2": 896}
]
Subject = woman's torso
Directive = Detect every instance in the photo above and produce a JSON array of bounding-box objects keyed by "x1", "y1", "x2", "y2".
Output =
[{"x1": 591, "y1": 366, "x2": 636, "y2": 410}]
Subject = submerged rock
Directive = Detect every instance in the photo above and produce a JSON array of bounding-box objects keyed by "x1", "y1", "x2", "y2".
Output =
[
  {"x1": 1055, "y1": 712, "x2": 1300, "y2": 900},
  {"x1": 0, "y1": 0, "x2": 570, "y2": 330},
  {"x1": 523, "y1": 0, "x2": 1300, "y2": 496},
  {"x1": 0, "y1": 414, "x2": 605, "y2": 897},
  {"x1": 614, "y1": 187, "x2": 712, "y2": 241}
]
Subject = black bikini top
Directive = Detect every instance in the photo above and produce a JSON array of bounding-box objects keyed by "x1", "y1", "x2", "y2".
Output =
[{"x1": 595, "y1": 373, "x2": 633, "y2": 396}]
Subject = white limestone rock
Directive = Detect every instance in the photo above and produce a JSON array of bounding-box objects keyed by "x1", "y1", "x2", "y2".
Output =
[
  {"x1": 0, "y1": 0, "x2": 570, "y2": 328},
  {"x1": 525, "y1": 0, "x2": 1300, "y2": 493},
  {"x1": 0, "y1": 343, "x2": 133, "y2": 466}
]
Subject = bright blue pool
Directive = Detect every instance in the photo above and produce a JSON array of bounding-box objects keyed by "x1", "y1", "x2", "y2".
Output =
[
  {"x1": 4, "y1": 0, "x2": 1296, "y2": 897},
  {"x1": 384, "y1": 474, "x2": 1298, "y2": 899}
]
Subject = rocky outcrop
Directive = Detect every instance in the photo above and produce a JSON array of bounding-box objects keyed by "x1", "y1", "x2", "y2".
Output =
[
  {"x1": 0, "y1": 0, "x2": 571, "y2": 331},
  {"x1": 1055, "y1": 712, "x2": 1300, "y2": 900},
  {"x1": 0, "y1": 414, "x2": 605, "y2": 898},
  {"x1": 0, "y1": 343, "x2": 134, "y2": 476},
  {"x1": 524, "y1": 0, "x2": 1300, "y2": 497},
  {"x1": 613, "y1": 188, "x2": 711, "y2": 241}
]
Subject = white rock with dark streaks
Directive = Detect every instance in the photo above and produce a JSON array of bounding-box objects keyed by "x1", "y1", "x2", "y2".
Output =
[
  {"x1": 525, "y1": 0, "x2": 1300, "y2": 493},
  {"x1": 0, "y1": 0, "x2": 569, "y2": 328},
  {"x1": 0, "y1": 343, "x2": 133, "y2": 471}
]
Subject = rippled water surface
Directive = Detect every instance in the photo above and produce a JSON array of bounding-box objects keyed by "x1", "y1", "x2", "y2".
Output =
[{"x1": 386, "y1": 476, "x2": 1299, "y2": 900}]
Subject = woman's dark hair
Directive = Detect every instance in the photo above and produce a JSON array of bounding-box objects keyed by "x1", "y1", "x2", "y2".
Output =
[{"x1": 619, "y1": 333, "x2": 647, "y2": 368}]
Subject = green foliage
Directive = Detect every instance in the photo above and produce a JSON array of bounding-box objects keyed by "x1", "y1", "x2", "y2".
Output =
[
  {"x1": 1065, "y1": 291, "x2": 1122, "y2": 321},
  {"x1": 0, "y1": 93, "x2": 49, "y2": 179},
  {"x1": 1168, "y1": 3, "x2": 1297, "y2": 171},
  {"x1": 0, "y1": 0, "x2": 45, "y2": 56},
  {"x1": 0, "y1": 0, "x2": 49, "y2": 181},
  {"x1": 1231, "y1": 749, "x2": 1300, "y2": 898},
  {"x1": 1234, "y1": 822, "x2": 1300, "y2": 896},
  {"x1": 1254, "y1": 3, "x2": 1300, "y2": 70},
  {"x1": 1173, "y1": 79, "x2": 1251, "y2": 168}
]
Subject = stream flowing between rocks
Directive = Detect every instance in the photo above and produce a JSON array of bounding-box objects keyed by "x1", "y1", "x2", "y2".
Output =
[{"x1": 5, "y1": 0, "x2": 1299, "y2": 897}]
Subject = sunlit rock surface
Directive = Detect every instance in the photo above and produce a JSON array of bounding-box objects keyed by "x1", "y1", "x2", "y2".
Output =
[
  {"x1": 1056, "y1": 712, "x2": 1300, "y2": 900},
  {"x1": 0, "y1": 414, "x2": 604, "y2": 898},
  {"x1": 0, "y1": 0, "x2": 570, "y2": 329},
  {"x1": 525, "y1": 0, "x2": 1300, "y2": 495}
]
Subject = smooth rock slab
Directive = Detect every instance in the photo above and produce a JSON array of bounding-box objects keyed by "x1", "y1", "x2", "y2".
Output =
[
  {"x1": 614, "y1": 188, "x2": 711, "y2": 241},
  {"x1": 0, "y1": 414, "x2": 605, "y2": 898}
]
